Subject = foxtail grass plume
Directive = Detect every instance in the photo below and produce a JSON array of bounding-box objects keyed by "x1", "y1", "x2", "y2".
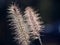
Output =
[
  {"x1": 7, "y1": 3, "x2": 30, "y2": 45},
  {"x1": 24, "y1": 7, "x2": 44, "y2": 45}
]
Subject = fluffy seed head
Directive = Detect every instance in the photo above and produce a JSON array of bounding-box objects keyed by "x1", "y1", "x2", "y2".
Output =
[
  {"x1": 7, "y1": 3, "x2": 30, "y2": 45},
  {"x1": 24, "y1": 7, "x2": 44, "y2": 40}
]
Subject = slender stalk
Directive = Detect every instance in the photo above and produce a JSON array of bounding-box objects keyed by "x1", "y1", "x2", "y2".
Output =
[{"x1": 39, "y1": 36, "x2": 42, "y2": 45}]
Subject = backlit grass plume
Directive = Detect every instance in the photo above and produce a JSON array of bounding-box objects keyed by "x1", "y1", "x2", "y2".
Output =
[
  {"x1": 24, "y1": 7, "x2": 44, "y2": 45},
  {"x1": 7, "y1": 3, "x2": 30, "y2": 45},
  {"x1": 7, "y1": 2, "x2": 44, "y2": 45}
]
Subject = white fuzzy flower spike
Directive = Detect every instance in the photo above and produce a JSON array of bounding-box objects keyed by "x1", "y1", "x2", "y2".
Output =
[
  {"x1": 7, "y1": 3, "x2": 30, "y2": 45},
  {"x1": 24, "y1": 7, "x2": 44, "y2": 45}
]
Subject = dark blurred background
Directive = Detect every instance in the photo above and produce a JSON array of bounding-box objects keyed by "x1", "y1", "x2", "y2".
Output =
[{"x1": 0, "y1": 0, "x2": 60, "y2": 45}]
